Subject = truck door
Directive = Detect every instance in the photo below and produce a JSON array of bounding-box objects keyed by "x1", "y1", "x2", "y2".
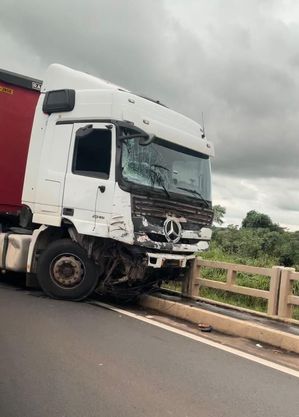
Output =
[{"x1": 63, "y1": 122, "x2": 116, "y2": 237}]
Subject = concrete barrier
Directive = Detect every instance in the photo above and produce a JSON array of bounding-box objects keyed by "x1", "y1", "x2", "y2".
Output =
[
  {"x1": 181, "y1": 259, "x2": 299, "y2": 322},
  {"x1": 140, "y1": 295, "x2": 299, "y2": 354},
  {"x1": 278, "y1": 269, "x2": 299, "y2": 319}
]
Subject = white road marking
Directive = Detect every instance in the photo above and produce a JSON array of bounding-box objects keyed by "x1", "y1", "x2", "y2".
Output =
[{"x1": 90, "y1": 300, "x2": 299, "y2": 379}]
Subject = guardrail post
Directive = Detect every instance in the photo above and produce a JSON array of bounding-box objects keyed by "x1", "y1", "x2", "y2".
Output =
[
  {"x1": 182, "y1": 258, "x2": 199, "y2": 298},
  {"x1": 181, "y1": 266, "x2": 189, "y2": 296},
  {"x1": 267, "y1": 266, "x2": 283, "y2": 316},
  {"x1": 226, "y1": 267, "x2": 236, "y2": 287},
  {"x1": 278, "y1": 268, "x2": 296, "y2": 318}
]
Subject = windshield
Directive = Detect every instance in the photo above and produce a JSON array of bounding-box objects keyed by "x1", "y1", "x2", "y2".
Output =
[{"x1": 121, "y1": 138, "x2": 211, "y2": 202}]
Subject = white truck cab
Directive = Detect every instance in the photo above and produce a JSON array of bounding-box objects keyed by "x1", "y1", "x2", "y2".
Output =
[{"x1": 2, "y1": 64, "x2": 214, "y2": 301}]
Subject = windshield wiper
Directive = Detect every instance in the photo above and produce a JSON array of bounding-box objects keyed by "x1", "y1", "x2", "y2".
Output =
[
  {"x1": 149, "y1": 167, "x2": 170, "y2": 198},
  {"x1": 176, "y1": 186, "x2": 209, "y2": 207},
  {"x1": 159, "y1": 182, "x2": 170, "y2": 198}
]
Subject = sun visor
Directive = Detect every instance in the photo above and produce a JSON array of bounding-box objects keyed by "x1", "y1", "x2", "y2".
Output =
[{"x1": 122, "y1": 108, "x2": 215, "y2": 157}]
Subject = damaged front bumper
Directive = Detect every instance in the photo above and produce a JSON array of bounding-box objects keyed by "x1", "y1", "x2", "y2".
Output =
[
  {"x1": 135, "y1": 231, "x2": 211, "y2": 253},
  {"x1": 146, "y1": 252, "x2": 195, "y2": 268}
]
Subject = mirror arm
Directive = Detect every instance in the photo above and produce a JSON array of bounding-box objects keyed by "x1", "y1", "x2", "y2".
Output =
[
  {"x1": 76, "y1": 124, "x2": 94, "y2": 138},
  {"x1": 139, "y1": 134, "x2": 156, "y2": 146},
  {"x1": 118, "y1": 133, "x2": 146, "y2": 141}
]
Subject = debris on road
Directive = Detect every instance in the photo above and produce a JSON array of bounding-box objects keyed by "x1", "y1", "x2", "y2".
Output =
[{"x1": 198, "y1": 323, "x2": 213, "y2": 332}]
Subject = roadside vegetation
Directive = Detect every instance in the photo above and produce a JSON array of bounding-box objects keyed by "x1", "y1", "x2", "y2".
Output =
[
  {"x1": 201, "y1": 208, "x2": 299, "y2": 319},
  {"x1": 166, "y1": 207, "x2": 299, "y2": 319}
]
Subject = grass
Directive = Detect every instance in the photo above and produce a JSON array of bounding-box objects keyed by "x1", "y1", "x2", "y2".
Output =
[
  {"x1": 199, "y1": 267, "x2": 271, "y2": 290},
  {"x1": 199, "y1": 288, "x2": 268, "y2": 312},
  {"x1": 193, "y1": 248, "x2": 273, "y2": 313}
]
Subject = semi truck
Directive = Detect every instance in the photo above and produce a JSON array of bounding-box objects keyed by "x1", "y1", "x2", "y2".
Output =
[{"x1": 0, "y1": 64, "x2": 214, "y2": 301}]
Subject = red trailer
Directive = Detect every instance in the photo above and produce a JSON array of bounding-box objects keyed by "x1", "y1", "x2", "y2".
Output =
[{"x1": 0, "y1": 69, "x2": 42, "y2": 215}]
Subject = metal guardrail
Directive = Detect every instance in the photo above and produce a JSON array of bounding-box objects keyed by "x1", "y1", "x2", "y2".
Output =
[{"x1": 181, "y1": 259, "x2": 298, "y2": 321}]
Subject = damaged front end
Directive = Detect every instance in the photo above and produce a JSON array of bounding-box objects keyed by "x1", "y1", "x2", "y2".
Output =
[
  {"x1": 98, "y1": 193, "x2": 214, "y2": 300},
  {"x1": 131, "y1": 194, "x2": 213, "y2": 253},
  {"x1": 70, "y1": 191, "x2": 213, "y2": 302}
]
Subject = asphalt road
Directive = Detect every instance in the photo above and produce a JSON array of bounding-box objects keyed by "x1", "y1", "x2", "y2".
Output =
[{"x1": 0, "y1": 280, "x2": 298, "y2": 417}]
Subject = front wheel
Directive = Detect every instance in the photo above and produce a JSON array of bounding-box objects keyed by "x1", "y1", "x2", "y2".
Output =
[{"x1": 37, "y1": 239, "x2": 98, "y2": 300}]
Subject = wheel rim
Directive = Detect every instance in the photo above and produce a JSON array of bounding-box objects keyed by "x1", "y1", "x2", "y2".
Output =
[{"x1": 50, "y1": 254, "x2": 86, "y2": 289}]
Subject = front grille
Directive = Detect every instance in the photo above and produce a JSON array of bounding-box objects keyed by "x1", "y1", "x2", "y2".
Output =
[
  {"x1": 132, "y1": 195, "x2": 213, "y2": 227},
  {"x1": 147, "y1": 232, "x2": 200, "y2": 245}
]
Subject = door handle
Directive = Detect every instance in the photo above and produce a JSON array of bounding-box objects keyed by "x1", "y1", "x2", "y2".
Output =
[{"x1": 98, "y1": 185, "x2": 106, "y2": 193}]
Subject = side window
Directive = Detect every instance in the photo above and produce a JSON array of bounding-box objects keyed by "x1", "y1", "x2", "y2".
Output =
[{"x1": 73, "y1": 128, "x2": 111, "y2": 179}]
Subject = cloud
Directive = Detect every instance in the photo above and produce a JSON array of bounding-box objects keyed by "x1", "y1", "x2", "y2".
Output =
[
  {"x1": 164, "y1": 0, "x2": 299, "y2": 179},
  {"x1": 1, "y1": 0, "x2": 299, "y2": 228},
  {"x1": 213, "y1": 174, "x2": 299, "y2": 230}
]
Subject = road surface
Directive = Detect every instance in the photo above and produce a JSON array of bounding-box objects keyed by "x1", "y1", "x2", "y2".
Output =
[{"x1": 0, "y1": 279, "x2": 298, "y2": 417}]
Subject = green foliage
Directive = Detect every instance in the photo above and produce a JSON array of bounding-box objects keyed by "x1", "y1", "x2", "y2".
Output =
[
  {"x1": 209, "y1": 226, "x2": 299, "y2": 267},
  {"x1": 201, "y1": 242, "x2": 275, "y2": 267},
  {"x1": 199, "y1": 288, "x2": 268, "y2": 312},
  {"x1": 212, "y1": 204, "x2": 226, "y2": 225},
  {"x1": 241, "y1": 210, "x2": 282, "y2": 231},
  {"x1": 198, "y1": 209, "x2": 299, "y2": 318}
]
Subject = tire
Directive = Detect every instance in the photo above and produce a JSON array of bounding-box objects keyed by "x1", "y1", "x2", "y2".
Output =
[{"x1": 37, "y1": 239, "x2": 98, "y2": 301}]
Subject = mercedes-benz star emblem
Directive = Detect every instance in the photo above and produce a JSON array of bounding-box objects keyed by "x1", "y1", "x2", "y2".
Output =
[{"x1": 163, "y1": 218, "x2": 182, "y2": 243}]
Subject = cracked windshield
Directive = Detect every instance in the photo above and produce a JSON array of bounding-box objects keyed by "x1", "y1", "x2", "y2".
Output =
[{"x1": 121, "y1": 138, "x2": 211, "y2": 201}]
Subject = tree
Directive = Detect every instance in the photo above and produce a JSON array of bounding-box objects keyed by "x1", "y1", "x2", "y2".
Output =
[
  {"x1": 241, "y1": 210, "x2": 282, "y2": 231},
  {"x1": 213, "y1": 205, "x2": 226, "y2": 225}
]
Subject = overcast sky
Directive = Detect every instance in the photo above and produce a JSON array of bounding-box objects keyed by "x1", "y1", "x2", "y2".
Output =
[{"x1": 1, "y1": 0, "x2": 299, "y2": 230}]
